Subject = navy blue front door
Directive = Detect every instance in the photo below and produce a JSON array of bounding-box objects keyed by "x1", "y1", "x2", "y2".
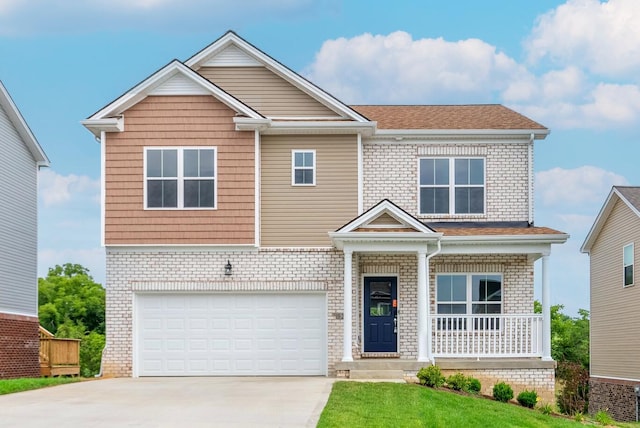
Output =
[{"x1": 364, "y1": 277, "x2": 398, "y2": 352}]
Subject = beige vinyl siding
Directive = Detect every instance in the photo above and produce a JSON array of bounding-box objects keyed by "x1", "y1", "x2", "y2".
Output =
[
  {"x1": 261, "y1": 135, "x2": 357, "y2": 246},
  {"x1": 197, "y1": 66, "x2": 338, "y2": 117},
  {"x1": 105, "y1": 95, "x2": 255, "y2": 245},
  {"x1": 590, "y1": 197, "x2": 640, "y2": 380}
]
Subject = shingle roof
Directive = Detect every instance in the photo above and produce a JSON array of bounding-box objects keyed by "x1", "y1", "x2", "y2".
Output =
[
  {"x1": 614, "y1": 186, "x2": 640, "y2": 212},
  {"x1": 430, "y1": 226, "x2": 565, "y2": 237},
  {"x1": 350, "y1": 104, "x2": 546, "y2": 130}
]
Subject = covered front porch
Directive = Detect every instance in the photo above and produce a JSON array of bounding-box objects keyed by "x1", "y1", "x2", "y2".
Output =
[{"x1": 328, "y1": 200, "x2": 568, "y2": 373}]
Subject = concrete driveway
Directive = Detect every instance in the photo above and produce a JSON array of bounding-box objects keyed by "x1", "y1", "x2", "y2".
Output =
[{"x1": 0, "y1": 377, "x2": 335, "y2": 428}]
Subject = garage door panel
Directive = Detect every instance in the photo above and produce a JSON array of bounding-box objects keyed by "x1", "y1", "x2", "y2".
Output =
[{"x1": 136, "y1": 293, "x2": 326, "y2": 376}]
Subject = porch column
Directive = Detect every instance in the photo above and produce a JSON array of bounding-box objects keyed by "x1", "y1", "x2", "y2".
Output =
[
  {"x1": 541, "y1": 255, "x2": 552, "y2": 361},
  {"x1": 417, "y1": 249, "x2": 429, "y2": 362},
  {"x1": 342, "y1": 249, "x2": 354, "y2": 362}
]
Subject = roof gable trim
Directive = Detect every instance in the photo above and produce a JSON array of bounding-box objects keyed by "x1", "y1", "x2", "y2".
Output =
[
  {"x1": 0, "y1": 81, "x2": 49, "y2": 166},
  {"x1": 185, "y1": 31, "x2": 370, "y2": 123}
]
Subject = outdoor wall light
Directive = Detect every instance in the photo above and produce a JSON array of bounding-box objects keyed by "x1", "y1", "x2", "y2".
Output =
[{"x1": 224, "y1": 260, "x2": 233, "y2": 276}]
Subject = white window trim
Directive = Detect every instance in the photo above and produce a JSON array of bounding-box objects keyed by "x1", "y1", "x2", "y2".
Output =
[
  {"x1": 144, "y1": 146, "x2": 217, "y2": 210},
  {"x1": 623, "y1": 242, "x2": 634, "y2": 288},
  {"x1": 291, "y1": 149, "x2": 316, "y2": 186},
  {"x1": 435, "y1": 273, "x2": 503, "y2": 315},
  {"x1": 417, "y1": 157, "x2": 486, "y2": 216}
]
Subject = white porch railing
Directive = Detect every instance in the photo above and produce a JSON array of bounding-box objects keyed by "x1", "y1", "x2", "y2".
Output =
[{"x1": 430, "y1": 314, "x2": 542, "y2": 358}]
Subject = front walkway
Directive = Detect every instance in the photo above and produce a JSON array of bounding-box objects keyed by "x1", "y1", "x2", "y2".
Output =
[{"x1": 0, "y1": 377, "x2": 334, "y2": 428}]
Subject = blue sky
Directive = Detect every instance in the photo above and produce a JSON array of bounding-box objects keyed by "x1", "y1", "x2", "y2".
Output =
[{"x1": 1, "y1": 0, "x2": 637, "y2": 315}]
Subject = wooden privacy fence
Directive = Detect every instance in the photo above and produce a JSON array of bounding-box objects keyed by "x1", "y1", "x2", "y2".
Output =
[{"x1": 39, "y1": 326, "x2": 81, "y2": 377}]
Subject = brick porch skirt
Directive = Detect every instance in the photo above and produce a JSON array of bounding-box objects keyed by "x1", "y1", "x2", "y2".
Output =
[
  {"x1": 0, "y1": 313, "x2": 40, "y2": 379},
  {"x1": 589, "y1": 377, "x2": 640, "y2": 422}
]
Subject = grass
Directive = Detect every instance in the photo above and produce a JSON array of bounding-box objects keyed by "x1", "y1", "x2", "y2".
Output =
[
  {"x1": 318, "y1": 381, "x2": 582, "y2": 428},
  {"x1": 0, "y1": 377, "x2": 82, "y2": 395}
]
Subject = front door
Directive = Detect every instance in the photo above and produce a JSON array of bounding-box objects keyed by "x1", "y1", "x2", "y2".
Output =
[{"x1": 363, "y1": 277, "x2": 398, "y2": 352}]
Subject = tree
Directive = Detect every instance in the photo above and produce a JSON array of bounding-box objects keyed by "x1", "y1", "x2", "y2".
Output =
[
  {"x1": 38, "y1": 263, "x2": 105, "y2": 376},
  {"x1": 534, "y1": 301, "x2": 589, "y2": 368}
]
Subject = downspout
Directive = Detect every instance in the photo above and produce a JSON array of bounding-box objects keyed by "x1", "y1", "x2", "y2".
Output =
[
  {"x1": 528, "y1": 133, "x2": 534, "y2": 225},
  {"x1": 95, "y1": 131, "x2": 106, "y2": 377},
  {"x1": 425, "y1": 238, "x2": 442, "y2": 363}
]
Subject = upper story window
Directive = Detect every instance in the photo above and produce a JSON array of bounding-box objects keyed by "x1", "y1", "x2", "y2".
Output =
[
  {"x1": 624, "y1": 243, "x2": 634, "y2": 287},
  {"x1": 419, "y1": 158, "x2": 485, "y2": 215},
  {"x1": 292, "y1": 150, "x2": 315, "y2": 186},
  {"x1": 145, "y1": 147, "x2": 216, "y2": 209}
]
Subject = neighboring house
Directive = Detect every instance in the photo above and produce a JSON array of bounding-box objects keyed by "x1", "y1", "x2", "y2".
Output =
[
  {"x1": 582, "y1": 186, "x2": 640, "y2": 421},
  {"x1": 82, "y1": 31, "x2": 567, "y2": 401},
  {"x1": 0, "y1": 81, "x2": 49, "y2": 378}
]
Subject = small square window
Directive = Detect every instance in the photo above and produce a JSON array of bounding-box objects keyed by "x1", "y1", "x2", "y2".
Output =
[{"x1": 292, "y1": 150, "x2": 315, "y2": 186}]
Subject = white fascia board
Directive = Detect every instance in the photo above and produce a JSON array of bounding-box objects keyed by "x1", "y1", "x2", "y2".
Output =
[
  {"x1": 106, "y1": 244, "x2": 259, "y2": 253},
  {"x1": 439, "y1": 241, "x2": 554, "y2": 256},
  {"x1": 185, "y1": 32, "x2": 370, "y2": 123},
  {"x1": 337, "y1": 200, "x2": 432, "y2": 233},
  {"x1": 371, "y1": 129, "x2": 549, "y2": 140},
  {"x1": 329, "y1": 232, "x2": 442, "y2": 251},
  {"x1": 339, "y1": 240, "x2": 441, "y2": 253},
  {"x1": 234, "y1": 117, "x2": 272, "y2": 131},
  {"x1": 84, "y1": 61, "x2": 262, "y2": 131},
  {"x1": 262, "y1": 121, "x2": 376, "y2": 136},
  {"x1": 81, "y1": 117, "x2": 124, "y2": 138},
  {"x1": 0, "y1": 81, "x2": 50, "y2": 165}
]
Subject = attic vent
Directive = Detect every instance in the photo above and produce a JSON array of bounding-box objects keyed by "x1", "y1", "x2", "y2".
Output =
[
  {"x1": 149, "y1": 74, "x2": 210, "y2": 96},
  {"x1": 203, "y1": 44, "x2": 262, "y2": 67}
]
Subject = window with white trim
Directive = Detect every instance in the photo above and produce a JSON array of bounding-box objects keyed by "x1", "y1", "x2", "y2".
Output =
[
  {"x1": 419, "y1": 158, "x2": 485, "y2": 215},
  {"x1": 292, "y1": 150, "x2": 315, "y2": 185},
  {"x1": 624, "y1": 243, "x2": 634, "y2": 287},
  {"x1": 145, "y1": 147, "x2": 216, "y2": 209},
  {"x1": 436, "y1": 274, "x2": 502, "y2": 330}
]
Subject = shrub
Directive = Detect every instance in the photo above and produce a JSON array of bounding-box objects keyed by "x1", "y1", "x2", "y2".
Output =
[
  {"x1": 556, "y1": 361, "x2": 589, "y2": 415},
  {"x1": 538, "y1": 403, "x2": 554, "y2": 415},
  {"x1": 492, "y1": 382, "x2": 514, "y2": 403},
  {"x1": 516, "y1": 390, "x2": 538, "y2": 408},
  {"x1": 417, "y1": 365, "x2": 445, "y2": 388},
  {"x1": 466, "y1": 377, "x2": 481, "y2": 394},
  {"x1": 573, "y1": 412, "x2": 585, "y2": 422},
  {"x1": 446, "y1": 372, "x2": 468, "y2": 391},
  {"x1": 594, "y1": 410, "x2": 614, "y2": 426}
]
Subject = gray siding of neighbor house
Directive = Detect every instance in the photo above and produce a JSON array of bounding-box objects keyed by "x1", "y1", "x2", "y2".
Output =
[
  {"x1": 0, "y1": 103, "x2": 38, "y2": 316},
  {"x1": 590, "y1": 197, "x2": 640, "y2": 381}
]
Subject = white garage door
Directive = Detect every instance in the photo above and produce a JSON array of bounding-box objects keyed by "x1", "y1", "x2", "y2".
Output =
[{"x1": 135, "y1": 293, "x2": 326, "y2": 376}]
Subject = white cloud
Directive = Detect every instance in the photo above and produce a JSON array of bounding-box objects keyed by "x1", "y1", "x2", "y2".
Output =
[
  {"x1": 304, "y1": 31, "x2": 528, "y2": 104},
  {"x1": 38, "y1": 169, "x2": 100, "y2": 207},
  {"x1": 526, "y1": 0, "x2": 640, "y2": 78},
  {"x1": 39, "y1": 247, "x2": 105, "y2": 285},
  {"x1": 0, "y1": 0, "x2": 320, "y2": 35},
  {"x1": 536, "y1": 166, "x2": 628, "y2": 207}
]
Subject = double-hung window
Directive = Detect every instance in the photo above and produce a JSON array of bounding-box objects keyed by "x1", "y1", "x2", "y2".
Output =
[
  {"x1": 419, "y1": 158, "x2": 485, "y2": 215},
  {"x1": 436, "y1": 274, "x2": 502, "y2": 330},
  {"x1": 145, "y1": 147, "x2": 216, "y2": 209},
  {"x1": 292, "y1": 150, "x2": 315, "y2": 186},
  {"x1": 624, "y1": 243, "x2": 634, "y2": 287}
]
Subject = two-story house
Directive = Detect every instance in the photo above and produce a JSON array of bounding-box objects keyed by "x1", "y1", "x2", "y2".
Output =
[
  {"x1": 0, "y1": 81, "x2": 49, "y2": 378},
  {"x1": 582, "y1": 186, "x2": 640, "y2": 422},
  {"x1": 82, "y1": 31, "x2": 567, "y2": 401}
]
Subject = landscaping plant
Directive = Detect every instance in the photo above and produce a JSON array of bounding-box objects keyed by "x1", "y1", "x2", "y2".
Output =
[
  {"x1": 446, "y1": 372, "x2": 468, "y2": 391},
  {"x1": 466, "y1": 377, "x2": 481, "y2": 394},
  {"x1": 416, "y1": 365, "x2": 445, "y2": 388},
  {"x1": 516, "y1": 390, "x2": 538, "y2": 408},
  {"x1": 492, "y1": 382, "x2": 514, "y2": 403},
  {"x1": 556, "y1": 361, "x2": 589, "y2": 415}
]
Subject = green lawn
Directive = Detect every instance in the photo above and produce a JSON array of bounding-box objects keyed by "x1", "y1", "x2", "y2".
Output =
[
  {"x1": 0, "y1": 377, "x2": 81, "y2": 395},
  {"x1": 318, "y1": 381, "x2": 583, "y2": 428}
]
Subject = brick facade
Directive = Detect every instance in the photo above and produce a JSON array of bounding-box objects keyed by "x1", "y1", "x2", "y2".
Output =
[
  {"x1": 362, "y1": 140, "x2": 530, "y2": 221},
  {"x1": 590, "y1": 377, "x2": 639, "y2": 422},
  {"x1": 0, "y1": 313, "x2": 40, "y2": 379}
]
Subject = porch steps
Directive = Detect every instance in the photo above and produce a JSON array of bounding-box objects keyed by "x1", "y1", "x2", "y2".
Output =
[{"x1": 349, "y1": 369, "x2": 405, "y2": 380}]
